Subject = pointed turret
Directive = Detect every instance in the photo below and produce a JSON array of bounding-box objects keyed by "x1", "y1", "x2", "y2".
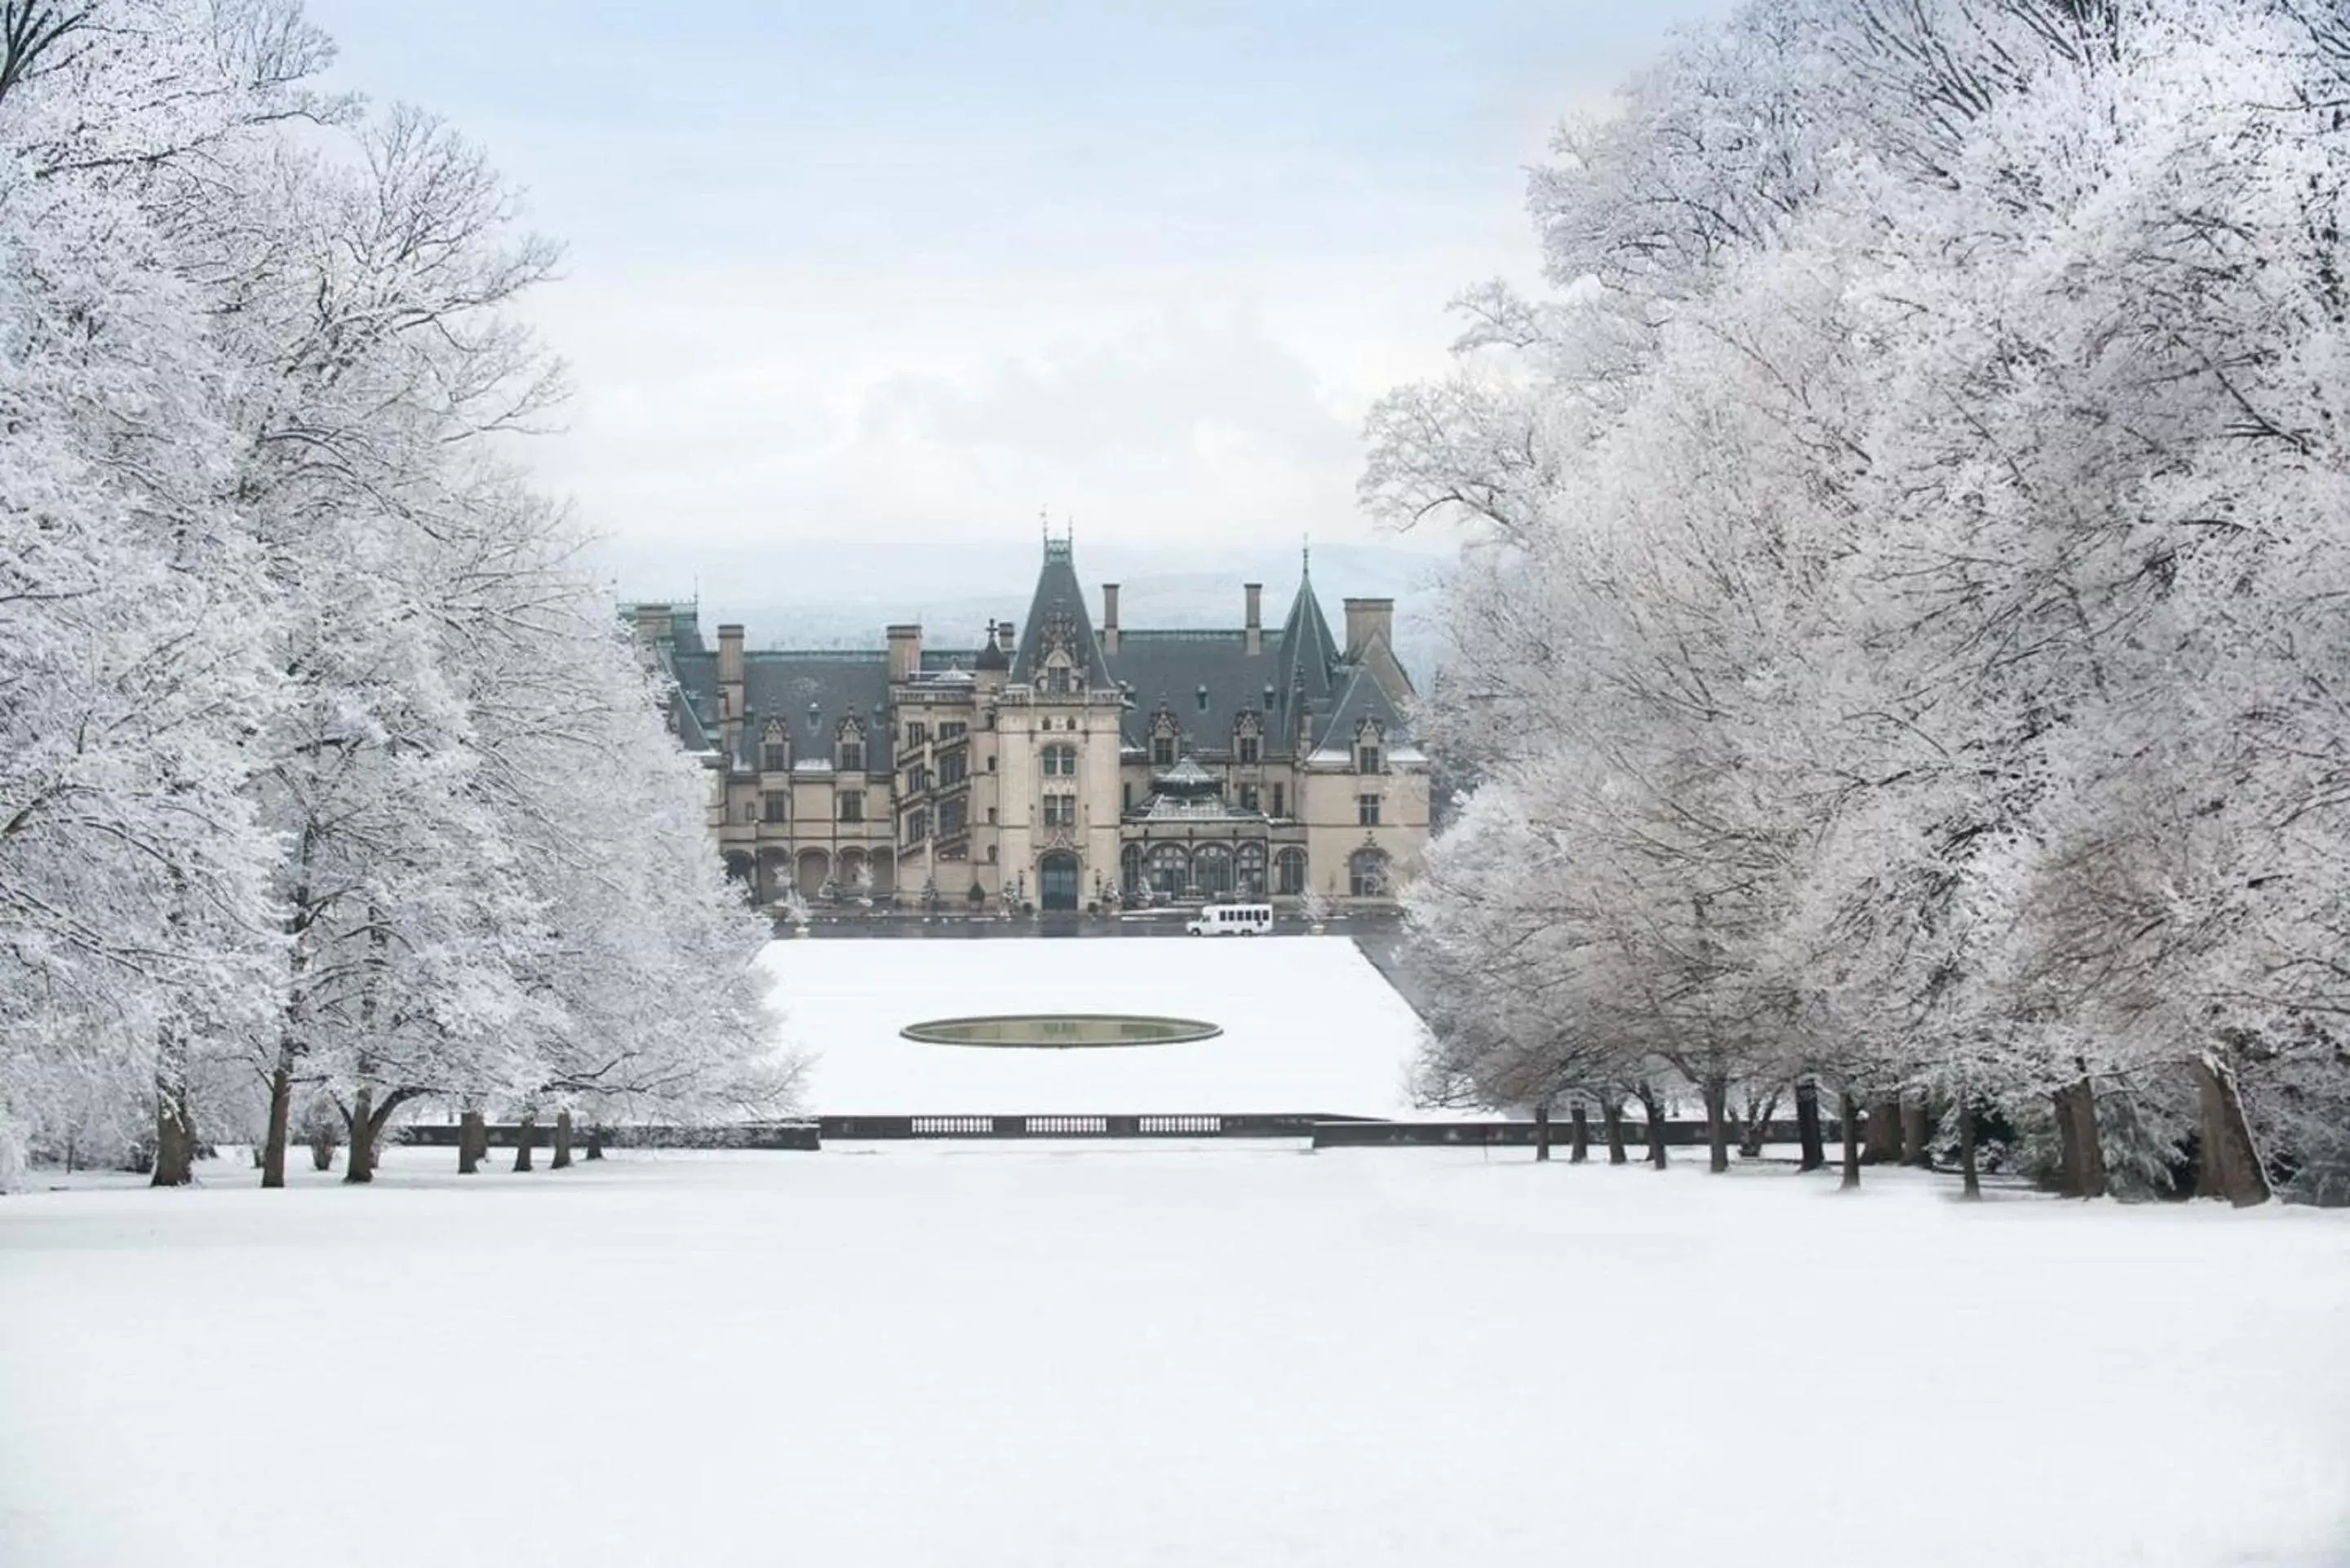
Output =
[{"x1": 1009, "y1": 535, "x2": 1114, "y2": 692}]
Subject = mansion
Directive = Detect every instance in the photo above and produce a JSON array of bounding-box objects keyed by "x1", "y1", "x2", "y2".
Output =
[{"x1": 627, "y1": 537, "x2": 1430, "y2": 912}]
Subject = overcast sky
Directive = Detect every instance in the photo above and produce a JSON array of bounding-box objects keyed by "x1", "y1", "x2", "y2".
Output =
[{"x1": 299, "y1": 1, "x2": 1741, "y2": 576}]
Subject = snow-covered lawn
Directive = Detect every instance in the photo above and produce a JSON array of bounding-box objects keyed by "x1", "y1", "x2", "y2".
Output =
[
  {"x1": 766, "y1": 935, "x2": 1434, "y2": 1115},
  {"x1": 4, "y1": 1146, "x2": 2348, "y2": 1567}
]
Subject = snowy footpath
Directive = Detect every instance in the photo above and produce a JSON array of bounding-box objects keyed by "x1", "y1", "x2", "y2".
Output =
[{"x1": 3, "y1": 1145, "x2": 2348, "y2": 1567}]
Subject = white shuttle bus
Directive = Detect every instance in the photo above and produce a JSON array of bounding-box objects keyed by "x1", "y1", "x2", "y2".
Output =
[{"x1": 1186, "y1": 902, "x2": 1274, "y2": 937}]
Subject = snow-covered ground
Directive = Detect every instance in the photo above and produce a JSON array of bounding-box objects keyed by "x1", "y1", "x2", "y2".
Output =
[
  {"x1": 766, "y1": 935, "x2": 1434, "y2": 1115},
  {"x1": 4, "y1": 1145, "x2": 2348, "y2": 1567}
]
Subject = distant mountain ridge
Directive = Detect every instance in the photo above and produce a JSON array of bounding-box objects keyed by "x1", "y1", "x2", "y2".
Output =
[{"x1": 615, "y1": 538, "x2": 1455, "y2": 684}]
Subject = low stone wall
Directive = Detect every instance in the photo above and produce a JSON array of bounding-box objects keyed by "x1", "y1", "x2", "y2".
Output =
[
  {"x1": 398, "y1": 1122, "x2": 821, "y2": 1151},
  {"x1": 1310, "y1": 1118, "x2": 1834, "y2": 1149}
]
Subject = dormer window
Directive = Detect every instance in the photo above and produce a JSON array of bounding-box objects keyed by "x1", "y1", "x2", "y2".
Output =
[
  {"x1": 839, "y1": 741, "x2": 865, "y2": 773},
  {"x1": 1355, "y1": 719, "x2": 1385, "y2": 775},
  {"x1": 1147, "y1": 706, "x2": 1182, "y2": 771},
  {"x1": 1357, "y1": 743, "x2": 1380, "y2": 773},
  {"x1": 760, "y1": 723, "x2": 788, "y2": 773}
]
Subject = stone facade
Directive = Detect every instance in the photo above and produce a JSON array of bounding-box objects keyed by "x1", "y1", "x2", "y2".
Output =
[{"x1": 628, "y1": 536, "x2": 1429, "y2": 912}]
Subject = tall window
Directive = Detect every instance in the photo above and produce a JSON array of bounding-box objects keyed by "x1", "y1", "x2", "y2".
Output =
[
  {"x1": 1043, "y1": 744, "x2": 1076, "y2": 777},
  {"x1": 1237, "y1": 841, "x2": 1266, "y2": 897},
  {"x1": 839, "y1": 741, "x2": 865, "y2": 773},
  {"x1": 1238, "y1": 735, "x2": 1259, "y2": 764},
  {"x1": 838, "y1": 792, "x2": 864, "y2": 823},
  {"x1": 1148, "y1": 842, "x2": 1189, "y2": 896},
  {"x1": 761, "y1": 742, "x2": 789, "y2": 773},
  {"x1": 1271, "y1": 783, "x2": 1285, "y2": 818},
  {"x1": 1276, "y1": 848, "x2": 1307, "y2": 896},
  {"x1": 1357, "y1": 795, "x2": 1381, "y2": 827},
  {"x1": 1350, "y1": 848, "x2": 1390, "y2": 898},
  {"x1": 1151, "y1": 737, "x2": 1175, "y2": 768},
  {"x1": 907, "y1": 767, "x2": 931, "y2": 794},
  {"x1": 1239, "y1": 785, "x2": 1259, "y2": 813},
  {"x1": 761, "y1": 793, "x2": 787, "y2": 824},
  {"x1": 906, "y1": 722, "x2": 927, "y2": 747},
  {"x1": 903, "y1": 808, "x2": 929, "y2": 844},
  {"x1": 939, "y1": 798, "x2": 966, "y2": 836},
  {"x1": 939, "y1": 722, "x2": 966, "y2": 741},
  {"x1": 1044, "y1": 794, "x2": 1076, "y2": 828},
  {"x1": 1357, "y1": 743, "x2": 1381, "y2": 773},
  {"x1": 1121, "y1": 782, "x2": 1133, "y2": 812},
  {"x1": 939, "y1": 750, "x2": 968, "y2": 786}
]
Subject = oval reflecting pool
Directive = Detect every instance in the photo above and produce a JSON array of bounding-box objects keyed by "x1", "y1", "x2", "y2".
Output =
[{"x1": 899, "y1": 1013, "x2": 1222, "y2": 1048}]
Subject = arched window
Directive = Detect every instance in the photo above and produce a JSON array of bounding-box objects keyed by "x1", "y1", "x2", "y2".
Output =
[
  {"x1": 1147, "y1": 842, "x2": 1189, "y2": 897},
  {"x1": 1120, "y1": 842, "x2": 1143, "y2": 894},
  {"x1": 1349, "y1": 848, "x2": 1390, "y2": 898},
  {"x1": 1235, "y1": 842, "x2": 1267, "y2": 897},
  {"x1": 1275, "y1": 848, "x2": 1307, "y2": 896},
  {"x1": 1194, "y1": 843, "x2": 1234, "y2": 898}
]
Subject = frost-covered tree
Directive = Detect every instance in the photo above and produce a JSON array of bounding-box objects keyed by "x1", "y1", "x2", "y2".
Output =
[
  {"x1": 0, "y1": 0, "x2": 783, "y2": 1190},
  {"x1": 1380, "y1": 0, "x2": 2350, "y2": 1204}
]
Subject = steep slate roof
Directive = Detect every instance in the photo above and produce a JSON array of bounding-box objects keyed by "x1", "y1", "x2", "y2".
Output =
[
  {"x1": 1311, "y1": 663, "x2": 1410, "y2": 762},
  {"x1": 1009, "y1": 538, "x2": 1115, "y2": 690},
  {"x1": 1097, "y1": 552, "x2": 1410, "y2": 760},
  {"x1": 1106, "y1": 631, "x2": 1272, "y2": 751},
  {"x1": 641, "y1": 542, "x2": 1412, "y2": 772},
  {"x1": 669, "y1": 649, "x2": 896, "y2": 773}
]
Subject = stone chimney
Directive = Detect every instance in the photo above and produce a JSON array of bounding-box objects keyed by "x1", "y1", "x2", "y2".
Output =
[
  {"x1": 1342, "y1": 598, "x2": 1394, "y2": 661},
  {"x1": 717, "y1": 623, "x2": 745, "y2": 758},
  {"x1": 631, "y1": 603, "x2": 674, "y2": 644},
  {"x1": 1244, "y1": 582, "x2": 1263, "y2": 655},
  {"x1": 1101, "y1": 583, "x2": 1120, "y2": 654},
  {"x1": 998, "y1": 619, "x2": 1017, "y2": 654},
  {"x1": 887, "y1": 622, "x2": 923, "y2": 682}
]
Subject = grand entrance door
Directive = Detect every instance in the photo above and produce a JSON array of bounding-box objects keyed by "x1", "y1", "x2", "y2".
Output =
[{"x1": 1039, "y1": 852, "x2": 1081, "y2": 911}]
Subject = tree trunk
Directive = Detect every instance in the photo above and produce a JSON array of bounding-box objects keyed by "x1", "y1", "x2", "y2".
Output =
[
  {"x1": 1636, "y1": 1087, "x2": 1668, "y2": 1169},
  {"x1": 1568, "y1": 1104, "x2": 1590, "y2": 1163},
  {"x1": 2053, "y1": 1075, "x2": 2108, "y2": 1198},
  {"x1": 458, "y1": 1110, "x2": 486, "y2": 1175},
  {"x1": 1864, "y1": 1096, "x2": 1902, "y2": 1164},
  {"x1": 151, "y1": 1063, "x2": 197, "y2": 1189},
  {"x1": 1901, "y1": 1093, "x2": 1932, "y2": 1168},
  {"x1": 1736, "y1": 1089, "x2": 1776, "y2": 1160},
  {"x1": 261, "y1": 1051, "x2": 295, "y2": 1189},
  {"x1": 1840, "y1": 1091, "x2": 1862, "y2": 1191},
  {"x1": 583, "y1": 1127, "x2": 605, "y2": 1162},
  {"x1": 2193, "y1": 1054, "x2": 2271, "y2": 1207},
  {"x1": 1703, "y1": 1076, "x2": 1731, "y2": 1173},
  {"x1": 344, "y1": 1086, "x2": 375, "y2": 1185},
  {"x1": 1602, "y1": 1101, "x2": 1627, "y2": 1165},
  {"x1": 552, "y1": 1109, "x2": 574, "y2": 1171},
  {"x1": 1958, "y1": 1087, "x2": 1981, "y2": 1200},
  {"x1": 512, "y1": 1113, "x2": 535, "y2": 1173},
  {"x1": 1795, "y1": 1078, "x2": 1826, "y2": 1172}
]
